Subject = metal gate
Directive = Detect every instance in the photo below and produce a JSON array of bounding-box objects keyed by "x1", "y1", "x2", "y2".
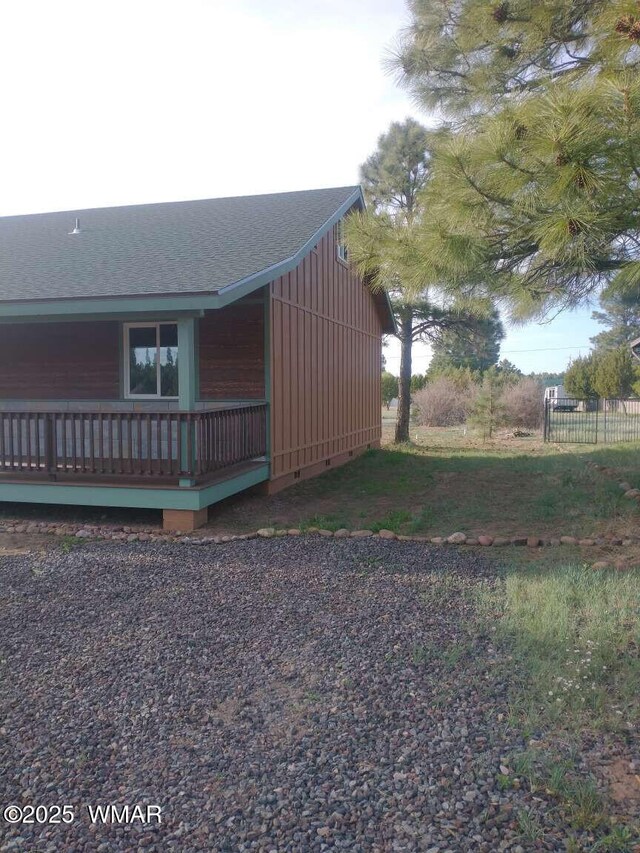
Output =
[{"x1": 544, "y1": 398, "x2": 640, "y2": 444}]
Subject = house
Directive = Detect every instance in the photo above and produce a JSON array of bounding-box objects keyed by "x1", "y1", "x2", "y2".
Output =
[{"x1": 0, "y1": 187, "x2": 394, "y2": 530}]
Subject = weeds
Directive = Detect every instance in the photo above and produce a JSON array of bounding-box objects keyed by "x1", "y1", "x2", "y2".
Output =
[
  {"x1": 517, "y1": 809, "x2": 544, "y2": 841},
  {"x1": 477, "y1": 564, "x2": 640, "y2": 731},
  {"x1": 496, "y1": 773, "x2": 512, "y2": 791},
  {"x1": 566, "y1": 778, "x2": 605, "y2": 831},
  {"x1": 299, "y1": 514, "x2": 348, "y2": 532},
  {"x1": 591, "y1": 824, "x2": 640, "y2": 852},
  {"x1": 442, "y1": 642, "x2": 470, "y2": 668},
  {"x1": 370, "y1": 510, "x2": 412, "y2": 532},
  {"x1": 59, "y1": 535, "x2": 83, "y2": 554},
  {"x1": 510, "y1": 750, "x2": 535, "y2": 783},
  {"x1": 505, "y1": 750, "x2": 611, "y2": 838},
  {"x1": 411, "y1": 643, "x2": 437, "y2": 665}
]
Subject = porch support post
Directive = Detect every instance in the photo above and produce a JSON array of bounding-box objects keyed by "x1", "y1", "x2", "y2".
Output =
[
  {"x1": 178, "y1": 317, "x2": 198, "y2": 410},
  {"x1": 177, "y1": 317, "x2": 198, "y2": 486}
]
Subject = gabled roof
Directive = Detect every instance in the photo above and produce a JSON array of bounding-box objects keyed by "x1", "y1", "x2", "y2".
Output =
[
  {"x1": 0, "y1": 186, "x2": 395, "y2": 333},
  {"x1": 0, "y1": 186, "x2": 359, "y2": 302}
]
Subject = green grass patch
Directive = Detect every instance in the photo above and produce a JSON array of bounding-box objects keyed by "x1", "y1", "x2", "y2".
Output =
[
  {"x1": 298, "y1": 514, "x2": 350, "y2": 532},
  {"x1": 287, "y1": 440, "x2": 636, "y2": 537},
  {"x1": 502, "y1": 748, "x2": 631, "y2": 841},
  {"x1": 59, "y1": 534, "x2": 85, "y2": 554},
  {"x1": 206, "y1": 425, "x2": 640, "y2": 538},
  {"x1": 516, "y1": 809, "x2": 544, "y2": 842},
  {"x1": 478, "y1": 564, "x2": 640, "y2": 733},
  {"x1": 591, "y1": 825, "x2": 640, "y2": 852},
  {"x1": 369, "y1": 509, "x2": 413, "y2": 532}
]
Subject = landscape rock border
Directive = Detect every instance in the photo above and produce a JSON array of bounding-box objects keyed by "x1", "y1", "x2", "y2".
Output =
[
  {"x1": 585, "y1": 459, "x2": 640, "y2": 501},
  {"x1": 1, "y1": 519, "x2": 639, "y2": 571}
]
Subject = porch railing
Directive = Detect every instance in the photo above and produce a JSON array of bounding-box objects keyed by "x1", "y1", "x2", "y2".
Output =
[{"x1": 0, "y1": 405, "x2": 267, "y2": 482}]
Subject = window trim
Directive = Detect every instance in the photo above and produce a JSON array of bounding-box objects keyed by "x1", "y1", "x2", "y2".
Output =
[
  {"x1": 123, "y1": 321, "x2": 179, "y2": 400},
  {"x1": 336, "y1": 219, "x2": 348, "y2": 264}
]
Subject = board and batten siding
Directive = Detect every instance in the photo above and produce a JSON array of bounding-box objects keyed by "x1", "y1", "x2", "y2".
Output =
[{"x1": 269, "y1": 223, "x2": 383, "y2": 488}]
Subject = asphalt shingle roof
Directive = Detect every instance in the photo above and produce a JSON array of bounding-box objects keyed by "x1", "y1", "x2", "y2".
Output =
[{"x1": 0, "y1": 186, "x2": 360, "y2": 304}]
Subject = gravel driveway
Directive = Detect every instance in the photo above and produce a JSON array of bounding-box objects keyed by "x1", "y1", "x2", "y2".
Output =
[{"x1": 1, "y1": 539, "x2": 556, "y2": 851}]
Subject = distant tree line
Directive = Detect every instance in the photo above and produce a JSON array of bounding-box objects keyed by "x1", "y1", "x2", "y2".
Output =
[{"x1": 562, "y1": 284, "x2": 640, "y2": 399}]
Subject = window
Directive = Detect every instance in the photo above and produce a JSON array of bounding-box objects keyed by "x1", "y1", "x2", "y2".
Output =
[
  {"x1": 125, "y1": 323, "x2": 179, "y2": 398},
  {"x1": 336, "y1": 218, "x2": 348, "y2": 263}
]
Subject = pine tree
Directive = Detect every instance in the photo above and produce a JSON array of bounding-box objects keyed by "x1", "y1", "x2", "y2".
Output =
[
  {"x1": 346, "y1": 118, "x2": 490, "y2": 442},
  {"x1": 495, "y1": 359, "x2": 523, "y2": 383},
  {"x1": 467, "y1": 369, "x2": 505, "y2": 440},
  {"x1": 428, "y1": 309, "x2": 504, "y2": 374},
  {"x1": 390, "y1": 1, "x2": 640, "y2": 316},
  {"x1": 381, "y1": 372, "x2": 399, "y2": 410},
  {"x1": 528, "y1": 371, "x2": 565, "y2": 388},
  {"x1": 410, "y1": 374, "x2": 427, "y2": 393},
  {"x1": 590, "y1": 287, "x2": 640, "y2": 351},
  {"x1": 564, "y1": 354, "x2": 598, "y2": 398},
  {"x1": 592, "y1": 346, "x2": 636, "y2": 398}
]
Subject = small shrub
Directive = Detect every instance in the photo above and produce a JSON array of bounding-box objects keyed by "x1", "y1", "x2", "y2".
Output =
[
  {"x1": 413, "y1": 377, "x2": 477, "y2": 427},
  {"x1": 501, "y1": 377, "x2": 545, "y2": 429}
]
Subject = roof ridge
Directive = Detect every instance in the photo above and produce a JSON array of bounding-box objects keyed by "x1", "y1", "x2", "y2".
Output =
[{"x1": 0, "y1": 186, "x2": 361, "y2": 222}]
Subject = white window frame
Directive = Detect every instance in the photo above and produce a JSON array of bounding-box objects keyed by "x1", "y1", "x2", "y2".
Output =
[{"x1": 123, "y1": 322, "x2": 179, "y2": 400}]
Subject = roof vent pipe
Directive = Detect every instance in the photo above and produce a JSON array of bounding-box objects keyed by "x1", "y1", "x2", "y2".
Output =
[{"x1": 69, "y1": 218, "x2": 81, "y2": 235}]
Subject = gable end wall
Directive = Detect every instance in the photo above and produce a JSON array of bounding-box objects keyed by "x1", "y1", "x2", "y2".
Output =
[{"x1": 269, "y1": 220, "x2": 382, "y2": 488}]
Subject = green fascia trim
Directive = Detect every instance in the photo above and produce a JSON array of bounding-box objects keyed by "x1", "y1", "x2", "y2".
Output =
[
  {"x1": 0, "y1": 190, "x2": 366, "y2": 320},
  {"x1": 214, "y1": 189, "x2": 364, "y2": 306},
  {"x1": 0, "y1": 298, "x2": 213, "y2": 321},
  {"x1": 1, "y1": 310, "x2": 206, "y2": 325},
  {"x1": 381, "y1": 292, "x2": 397, "y2": 335},
  {"x1": 184, "y1": 464, "x2": 270, "y2": 508},
  {"x1": 0, "y1": 465, "x2": 269, "y2": 511}
]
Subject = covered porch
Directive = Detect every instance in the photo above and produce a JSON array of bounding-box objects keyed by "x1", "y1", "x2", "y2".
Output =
[{"x1": 0, "y1": 296, "x2": 270, "y2": 530}]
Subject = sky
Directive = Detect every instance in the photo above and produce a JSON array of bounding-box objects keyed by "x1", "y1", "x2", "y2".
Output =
[{"x1": 0, "y1": 0, "x2": 601, "y2": 373}]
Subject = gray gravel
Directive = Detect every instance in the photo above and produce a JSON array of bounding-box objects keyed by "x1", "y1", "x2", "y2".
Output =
[{"x1": 0, "y1": 539, "x2": 577, "y2": 851}]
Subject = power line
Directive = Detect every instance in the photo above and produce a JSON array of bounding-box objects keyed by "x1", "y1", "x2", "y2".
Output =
[
  {"x1": 382, "y1": 344, "x2": 591, "y2": 359},
  {"x1": 501, "y1": 345, "x2": 591, "y2": 354}
]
